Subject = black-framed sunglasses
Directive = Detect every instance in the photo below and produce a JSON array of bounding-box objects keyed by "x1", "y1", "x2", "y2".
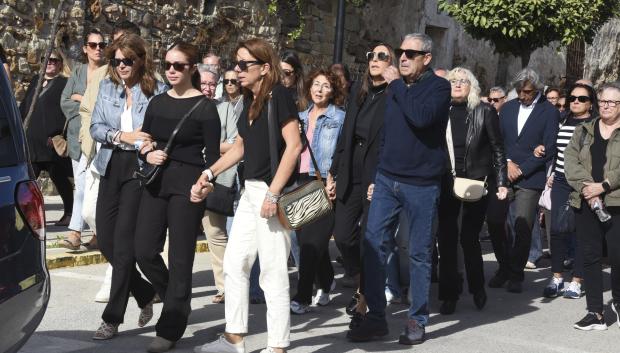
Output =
[
  {"x1": 42, "y1": 57, "x2": 62, "y2": 64},
  {"x1": 555, "y1": 103, "x2": 566, "y2": 109},
  {"x1": 223, "y1": 79, "x2": 238, "y2": 85},
  {"x1": 234, "y1": 60, "x2": 264, "y2": 71},
  {"x1": 394, "y1": 48, "x2": 429, "y2": 59},
  {"x1": 487, "y1": 96, "x2": 505, "y2": 103},
  {"x1": 110, "y1": 58, "x2": 134, "y2": 67},
  {"x1": 567, "y1": 95, "x2": 591, "y2": 103},
  {"x1": 86, "y1": 42, "x2": 107, "y2": 50},
  {"x1": 366, "y1": 51, "x2": 390, "y2": 62},
  {"x1": 164, "y1": 61, "x2": 190, "y2": 71}
]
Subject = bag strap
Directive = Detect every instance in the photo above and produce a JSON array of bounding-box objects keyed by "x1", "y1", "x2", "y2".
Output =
[
  {"x1": 162, "y1": 97, "x2": 206, "y2": 154},
  {"x1": 299, "y1": 119, "x2": 324, "y2": 182}
]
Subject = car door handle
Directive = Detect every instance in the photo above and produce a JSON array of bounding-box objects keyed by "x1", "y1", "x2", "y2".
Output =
[{"x1": 0, "y1": 176, "x2": 11, "y2": 183}]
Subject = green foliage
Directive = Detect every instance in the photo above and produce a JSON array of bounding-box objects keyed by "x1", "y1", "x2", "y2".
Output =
[
  {"x1": 438, "y1": 0, "x2": 620, "y2": 66},
  {"x1": 268, "y1": 0, "x2": 278, "y2": 15}
]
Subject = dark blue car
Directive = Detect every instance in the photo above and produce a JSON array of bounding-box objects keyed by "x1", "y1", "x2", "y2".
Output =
[{"x1": 0, "y1": 62, "x2": 50, "y2": 353}]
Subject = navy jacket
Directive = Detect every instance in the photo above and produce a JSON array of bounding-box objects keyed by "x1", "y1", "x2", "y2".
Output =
[
  {"x1": 499, "y1": 96, "x2": 560, "y2": 190},
  {"x1": 377, "y1": 71, "x2": 451, "y2": 185}
]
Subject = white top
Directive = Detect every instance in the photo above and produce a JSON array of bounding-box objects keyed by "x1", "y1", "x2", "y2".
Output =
[
  {"x1": 517, "y1": 93, "x2": 541, "y2": 135},
  {"x1": 120, "y1": 104, "x2": 133, "y2": 132}
]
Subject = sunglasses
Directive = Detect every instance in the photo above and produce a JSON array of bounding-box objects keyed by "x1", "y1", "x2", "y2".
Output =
[
  {"x1": 86, "y1": 42, "x2": 107, "y2": 50},
  {"x1": 223, "y1": 79, "x2": 238, "y2": 85},
  {"x1": 555, "y1": 103, "x2": 566, "y2": 109},
  {"x1": 282, "y1": 69, "x2": 294, "y2": 77},
  {"x1": 234, "y1": 60, "x2": 264, "y2": 71},
  {"x1": 567, "y1": 95, "x2": 591, "y2": 103},
  {"x1": 164, "y1": 61, "x2": 190, "y2": 71},
  {"x1": 42, "y1": 57, "x2": 62, "y2": 64},
  {"x1": 394, "y1": 48, "x2": 429, "y2": 59},
  {"x1": 110, "y1": 58, "x2": 134, "y2": 67},
  {"x1": 487, "y1": 96, "x2": 505, "y2": 103},
  {"x1": 366, "y1": 51, "x2": 390, "y2": 62}
]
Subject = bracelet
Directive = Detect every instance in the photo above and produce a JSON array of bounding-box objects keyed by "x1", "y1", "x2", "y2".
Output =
[
  {"x1": 265, "y1": 190, "x2": 280, "y2": 204},
  {"x1": 201, "y1": 168, "x2": 214, "y2": 182}
]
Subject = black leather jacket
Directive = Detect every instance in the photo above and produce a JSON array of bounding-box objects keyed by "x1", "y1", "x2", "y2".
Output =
[{"x1": 459, "y1": 102, "x2": 507, "y2": 187}]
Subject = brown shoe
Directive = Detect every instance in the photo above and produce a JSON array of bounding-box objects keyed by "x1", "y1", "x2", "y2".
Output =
[
  {"x1": 61, "y1": 231, "x2": 82, "y2": 250},
  {"x1": 84, "y1": 234, "x2": 99, "y2": 250}
]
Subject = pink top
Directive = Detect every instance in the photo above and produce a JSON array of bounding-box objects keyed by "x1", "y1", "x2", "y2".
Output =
[{"x1": 299, "y1": 120, "x2": 316, "y2": 174}]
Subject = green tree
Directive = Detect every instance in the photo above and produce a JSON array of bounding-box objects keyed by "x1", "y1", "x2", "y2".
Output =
[{"x1": 438, "y1": 0, "x2": 620, "y2": 67}]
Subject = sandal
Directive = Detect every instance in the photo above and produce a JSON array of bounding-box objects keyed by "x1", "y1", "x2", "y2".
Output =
[
  {"x1": 61, "y1": 238, "x2": 82, "y2": 251},
  {"x1": 212, "y1": 292, "x2": 225, "y2": 304}
]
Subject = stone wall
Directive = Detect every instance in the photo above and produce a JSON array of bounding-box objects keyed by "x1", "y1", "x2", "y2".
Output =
[{"x1": 584, "y1": 18, "x2": 620, "y2": 85}]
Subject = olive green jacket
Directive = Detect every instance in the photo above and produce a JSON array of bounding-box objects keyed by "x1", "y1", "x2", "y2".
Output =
[{"x1": 564, "y1": 118, "x2": 620, "y2": 208}]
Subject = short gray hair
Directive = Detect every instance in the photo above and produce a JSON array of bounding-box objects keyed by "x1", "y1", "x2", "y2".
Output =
[
  {"x1": 489, "y1": 86, "x2": 506, "y2": 96},
  {"x1": 511, "y1": 68, "x2": 544, "y2": 91},
  {"x1": 199, "y1": 68, "x2": 220, "y2": 83},
  {"x1": 597, "y1": 81, "x2": 620, "y2": 96},
  {"x1": 402, "y1": 33, "x2": 433, "y2": 52}
]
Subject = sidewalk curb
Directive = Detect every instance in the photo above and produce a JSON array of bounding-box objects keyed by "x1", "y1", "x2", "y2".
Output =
[{"x1": 46, "y1": 240, "x2": 210, "y2": 270}]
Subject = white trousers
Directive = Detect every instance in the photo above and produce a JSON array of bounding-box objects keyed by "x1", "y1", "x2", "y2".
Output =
[
  {"x1": 81, "y1": 164, "x2": 100, "y2": 232},
  {"x1": 224, "y1": 180, "x2": 291, "y2": 348}
]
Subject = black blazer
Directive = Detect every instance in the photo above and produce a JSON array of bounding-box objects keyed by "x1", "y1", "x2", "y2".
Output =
[{"x1": 330, "y1": 81, "x2": 387, "y2": 200}]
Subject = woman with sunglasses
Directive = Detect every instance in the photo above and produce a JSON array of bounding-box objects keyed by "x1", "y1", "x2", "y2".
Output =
[
  {"x1": 60, "y1": 28, "x2": 106, "y2": 250},
  {"x1": 19, "y1": 49, "x2": 73, "y2": 226},
  {"x1": 327, "y1": 43, "x2": 394, "y2": 327},
  {"x1": 89, "y1": 33, "x2": 166, "y2": 341},
  {"x1": 290, "y1": 68, "x2": 345, "y2": 315},
  {"x1": 134, "y1": 42, "x2": 221, "y2": 352},
  {"x1": 542, "y1": 83, "x2": 597, "y2": 300},
  {"x1": 193, "y1": 37, "x2": 302, "y2": 353},
  {"x1": 437, "y1": 67, "x2": 507, "y2": 315},
  {"x1": 280, "y1": 50, "x2": 308, "y2": 111},
  {"x1": 565, "y1": 82, "x2": 620, "y2": 331}
]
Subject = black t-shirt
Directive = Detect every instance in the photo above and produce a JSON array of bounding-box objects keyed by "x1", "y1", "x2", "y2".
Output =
[
  {"x1": 237, "y1": 84, "x2": 298, "y2": 185},
  {"x1": 591, "y1": 120, "x2": 608, "y2": 183},
  {"x1": 450, "y1": 102, "x2": 468, "y2": 174}
]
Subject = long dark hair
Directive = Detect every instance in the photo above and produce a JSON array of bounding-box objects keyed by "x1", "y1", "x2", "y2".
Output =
[
  {"x1": 82, "y1": 28, "x2": 104, "y2": 63},
  {"x1": 280, "y1": 50, "x2": 307, "y2": 111},
  {"x1": 105, "y1": 33, "x2": 157, "y2": 97},
  {"x1": 236, "y1": 38, "x2": 281, "y2": 121},
  {"x1": 357, "y1": 42, "x2": 396, "y2": 106}
]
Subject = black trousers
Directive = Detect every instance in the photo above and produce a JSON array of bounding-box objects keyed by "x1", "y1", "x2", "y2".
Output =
[
  {"x1": 293, "y1": 174, "x2": 335, "y2": 304},
  {"x1": 135, "y1": 187, "x2": 204, "y2": 341},
  {"x1": 32, "y1": 158, "x2": 73, "y2": 215},
  {"x1": 489, "y1": 186, "x2": 540, "y2": 282},
  {"x1": 437, "y1": 175, "x2": 487, "y2": 301},
  {"x1": 575, "y1": 202, "x2": 620, "y2": 314},
  {"x1": 97, "y1": 150, "x2": 155, "y2": 324},
  {"x1": 550, "y1": 174, "x2": 583, "y2": 277},
  {"x1": 334, "y1": 183, "x2": 364, "y2": 278}
]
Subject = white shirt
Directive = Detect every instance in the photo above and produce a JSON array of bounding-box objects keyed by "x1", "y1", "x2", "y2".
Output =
[
  {"x1": 120, "y1": 104, "x2": 133, "y2": 132},
  {"x1": 517, "y1": 93, "x2": 541, "y2": 135},
  {"x1": 214, "y1": 77, "x2": 224, "y2": 101}
]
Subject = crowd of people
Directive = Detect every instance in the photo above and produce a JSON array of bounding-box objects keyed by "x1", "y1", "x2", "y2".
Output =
[{"x1": 8, "y1": 19, "x2": 620, "y2": 353}]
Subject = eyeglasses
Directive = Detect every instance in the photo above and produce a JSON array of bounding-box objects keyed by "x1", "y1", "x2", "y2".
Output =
[
  {"x1": 42, "y1": 57, "x2": 62, "y2": 64},
  {"x1": 282, "y1": 69, "x2": 294, "y2": 77},
  {"x1": 366, "y1": 51, "x2": 390, "y2": 62},
  {"x1": 567, "y1": 95, "x2": 591, "y2": 103},
  {"x1": 110, "y1": 58, "x2": 134, "y2": 67},
  {"x1": 487, "y1": 96, "x2": 505, "y2": 103},
  {"x1": 234, "y1": 60, "x2": 264, "y2": 71},
  {"x1": 599, "y1": 100, "x2": 620, "y2": 108},
  {"x1": 164, "y1": 61, "x2": 190, "y2": 71},
  {"x1": 200, "y1": 82, "x2": 217, "y2": 88},
  {"x1": 394, "y1": 48, "x2": 429, "y2": 59},
  {"x1": 449, "y1": 79, "x2": 470, "y2": 86},
  {"x1": 312, "y1": 81, "x2": 332, "y2": 91},
  {"x1": 223, "y1": 79, "x2": 238, "y2": 85},
  {"x1": 86, "y1": 42, "x2": 107, "y2": 50}
]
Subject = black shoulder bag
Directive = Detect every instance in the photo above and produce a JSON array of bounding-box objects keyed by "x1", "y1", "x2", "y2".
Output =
[
  {"x1": 134, "y1": 97, "x2": 206, "y2": 185},
  {"x1": 267, "y1": 96, "x2": 333, "y2": 230}
]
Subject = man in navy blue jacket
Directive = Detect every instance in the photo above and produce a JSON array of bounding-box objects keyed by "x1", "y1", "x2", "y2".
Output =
[
  {"x1": 488, "y1": 68, "x2": 559, "y2": 293},
  {"x1": 346, "y1": 33, "x2": 451, "y2": 346}
]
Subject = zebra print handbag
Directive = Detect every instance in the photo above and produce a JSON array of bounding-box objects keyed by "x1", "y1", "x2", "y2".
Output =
[{"x1": 267, "y1": 98, "x2": 333, "y2": 230}]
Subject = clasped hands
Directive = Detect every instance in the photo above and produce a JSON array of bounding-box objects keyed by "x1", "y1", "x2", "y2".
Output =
[{"x1": 190, "y1": 173, "x2": 214, "y2": 203}]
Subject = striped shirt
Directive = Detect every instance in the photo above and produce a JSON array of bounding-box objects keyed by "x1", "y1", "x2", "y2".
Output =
[{"x1": 554, "y1": 116, "x2": 593, "y2": 175}]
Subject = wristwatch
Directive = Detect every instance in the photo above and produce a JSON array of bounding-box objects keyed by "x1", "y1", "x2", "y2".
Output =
[
  {"x1": 202, "y1": 168, "x2": 214, "y2": 182},
  {"x1": 602, "y1": 181, "x2": 611, "y2": 193}
]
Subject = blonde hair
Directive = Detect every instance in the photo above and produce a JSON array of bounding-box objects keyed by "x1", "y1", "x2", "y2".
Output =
[{"x1": 447, "y1": 67, "x2": 481, "y2": 110}]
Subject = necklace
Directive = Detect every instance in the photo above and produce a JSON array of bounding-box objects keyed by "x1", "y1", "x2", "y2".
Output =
[{"x1": 370, "y1": 88, "x2": 385, "y2": 100}]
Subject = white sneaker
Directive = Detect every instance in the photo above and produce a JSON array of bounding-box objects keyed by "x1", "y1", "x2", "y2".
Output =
[
  {"x1": 312, "y1": 280, "x2": 336, "y2": 306},
  {"x1": 194, "y1": 335, "x2": 245, "y2": 353},
  {"x1": 525, "y1": 261, "x2": 537, "y2": 269},
  {"x1": 260, "y1": 348, "x2": 277, "y2": 353},
  {"x1": 290, "y1": 300, "x2": 311, "y2": 315},
  {"x1": 563, "y1": 281, "x2": 583, "y2": 299}
]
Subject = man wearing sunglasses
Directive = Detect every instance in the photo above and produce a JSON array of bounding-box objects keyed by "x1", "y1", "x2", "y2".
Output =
[
  {"x1": 488, "y1": 86, "x2": 507, "y2": 112},
  {"x1": 347, "y1": 33, "x2": 450, "y2": 346}
]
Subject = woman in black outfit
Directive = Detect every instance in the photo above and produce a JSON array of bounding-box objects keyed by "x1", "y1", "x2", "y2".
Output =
[
  {"x1": 134, "y1": 42, "x2": 220, "y2": 352},
  {"x1": 437, "y1": 67, "x2": 507, "y2": 315},
  {"x1": 328, "y1": 43, "x2": 395, "y2": 323},
  {"x1": 280, "y1": 50, "x2": 307, "y2": 111},
  {"x1": 19, "y1": 49, "x2": 73, "y2": 226}
]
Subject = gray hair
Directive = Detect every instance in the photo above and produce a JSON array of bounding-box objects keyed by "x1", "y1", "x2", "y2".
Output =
[
  {"x1": 402, "y1": 33, "x2": 433, "y2": 52},
  {"x1": 489, "y1": 86, "x2": 506, "y2": 96},
  {"x1": 597, "y1": 81, "x2": 620, "y2": 96},
  {"x1": 511, "y1": 68, "x2": 544, "y2": 91},
  {"x1": 447, "y1": 67, "x2": 481, "y2": 110},
  {"x1": 199, "y1": 68, "x2": 220, "y2": 82}
]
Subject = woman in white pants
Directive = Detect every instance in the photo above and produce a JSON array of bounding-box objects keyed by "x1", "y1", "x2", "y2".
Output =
[{"x1": 192, "y1": 37, "x2": 302, "y2": 353}]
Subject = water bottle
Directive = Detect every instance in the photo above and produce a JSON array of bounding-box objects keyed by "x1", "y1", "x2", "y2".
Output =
[{"x1": 592, "y1": 200, "x2": 612, "y2": 223}]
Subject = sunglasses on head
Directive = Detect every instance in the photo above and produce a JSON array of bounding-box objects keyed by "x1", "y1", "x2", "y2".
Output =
[
  {"x1": 487, "y1": 96, "x2": 505, "y2": 103},
  {"x1": 223, "y1": 79, "x2": 238, "y2": 85},
  {"x1": 42, "y1": 57, "x2": 62, "y2": 64},
  {"x1": 567, "y1": 95, "x2": 590, "y2": 103},
  {"x1": 366, "y1": 51, "x2": 390, "y2": 62},
  {"x1": 164, "y1": 61, "x2": 190, "y2": 71},
  {"x1": 86, "y1": 42, "x2": 107, "y2": 50},
  {"x1": 394, "y1": 48, "x2": 429, "y2": 59},
  {"x1": 110, "y1": 58, "x2": 134, "y2": 67},
  {"x1": 234, "y1": 60, "x2": 264, "y2": 71}
]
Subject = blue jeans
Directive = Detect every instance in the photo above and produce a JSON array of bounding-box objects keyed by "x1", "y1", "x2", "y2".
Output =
[{"x1": 363, "y1": 172, "x2": 439, "y2": 326}]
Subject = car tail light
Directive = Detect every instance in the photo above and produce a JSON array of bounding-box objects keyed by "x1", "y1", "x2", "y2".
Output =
[{"x1": 15, "y1": 181, "x2": 46, "y2": 240}]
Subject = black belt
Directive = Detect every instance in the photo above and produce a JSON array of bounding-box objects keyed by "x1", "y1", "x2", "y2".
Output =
[{"x1": 354, "y1": 135, "x2": 366, "y2": 146}]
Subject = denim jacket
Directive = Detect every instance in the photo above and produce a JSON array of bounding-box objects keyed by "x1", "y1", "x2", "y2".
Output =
[
  {"x1": 299, "y1": 103, "x2": 345, "y2": 178},
  {"x1": 90, "y1": 78, "x2": 167, "y2": 175}
]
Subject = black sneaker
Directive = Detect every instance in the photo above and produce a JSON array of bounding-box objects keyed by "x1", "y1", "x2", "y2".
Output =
[
  {"x1": 346, "y1": 317, "x2": 389, "y2": 342},
  {"x1": 612, "y1": 302, "x2": 620, "y2": 329},
  {"x1": 348, "y1": 312, "x2": 365, "y2": 330},
  {"x1": 574, "y1": 312, "x2": 607, "y2": 331},
  {"x1": 473, "y1": 289, "x2": 487, "y2": 310},
  {"x1": 439, "y1": 300, "x2": 457, "y2": 315},
  {"x1": 488, "y1": 272, "x2": 508, "y2": 288},
  {"x1": 399, "y1": 319, "x2": 425, "y2": 345},
  {"x1": 506, "y1": 280, "x2": 522, "y2": 293}
]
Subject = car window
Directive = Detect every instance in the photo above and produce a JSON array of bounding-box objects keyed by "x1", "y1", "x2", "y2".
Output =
[{"x1": 0, "y1": 86, "x2": 18, "y2": 167}]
